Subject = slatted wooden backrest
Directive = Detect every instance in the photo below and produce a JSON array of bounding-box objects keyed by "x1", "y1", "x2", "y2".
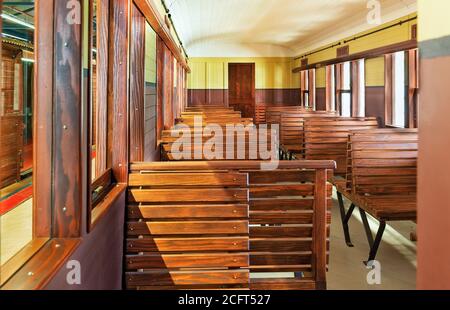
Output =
[
  {"x1": 160, "y1": 127, "x2": 279, "y2": 161},
  {"x1": 185, "y1": 106, "x2": 234, "y2": 112},
  {"x1": 127, "y1": 161, "x2": 335, "y2": 290},
  {"x1": 266, "y1": 106, "x2": 312, "y2": 125},
  {"x1": 349, "y1": 129, "x2": 418, "y2": 196},
  {"x1": 304, "y1": 118, "x2": 379, "y2": 175},
  {"x1": 280, "y1": 113, "x2": 338, "y2": 151},
  {"x1": 247, "y1": 167, "x2": 333, "y2": 290},
  {"x1": 126, "y1": 167, "x2": 250, "y2": 290},
  {"x1": 255, "y1": 104, "x2": 267, "y2": 124},
  {"x1": 176, "y1": 117, "x2": 254, "y2": 127}
]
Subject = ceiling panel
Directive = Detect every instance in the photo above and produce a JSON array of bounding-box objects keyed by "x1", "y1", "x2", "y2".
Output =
[{"x1": 167, "y1": 0, "x2": 417, "y2": 57}]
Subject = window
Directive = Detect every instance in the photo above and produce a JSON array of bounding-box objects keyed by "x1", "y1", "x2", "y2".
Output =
[
  {"x1": 351, "y1": 59, "x2": 366, "y2": 117},
  {"x1": 301, "y1": 69, "x2": 315, "y2": 109},
  {"x1": 392, "y1": 51, "x2": 406, "y2": 128},
  {"x1": 358, "y1": 59, "x2": 366, "y2": 116},
  {"x1": 340, "y1": 61, "x2": 352, "y2": 117},
  {"x1": 87, "y1": 0, "x2": 114, "y2": 222},
  {"x1": 326, "y1": 65, "x2": 336, "y2": 111},
  {"x1": 144, "y1": 22, "x2": 158, "y2": 161},
  {"x1": 1, "y1": 2, "x2": 35, "y2": 272}
]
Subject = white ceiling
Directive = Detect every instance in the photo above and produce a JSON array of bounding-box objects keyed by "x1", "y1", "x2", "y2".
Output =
[{"x1": 167, "y1": 0, "x2": 417, "y2": 57}]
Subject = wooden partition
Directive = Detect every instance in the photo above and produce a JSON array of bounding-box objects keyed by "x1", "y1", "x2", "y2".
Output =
[{"x1": 127, "y1": 160, "x2": 335, "y2": 290}]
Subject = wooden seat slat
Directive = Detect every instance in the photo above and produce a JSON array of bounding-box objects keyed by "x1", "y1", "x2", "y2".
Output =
[
  {"x1": 126, "y1": 237, "x2": 249, "y2": 253},
  {"x1": 126, "y1": 253, "x2": 249, "y2": 269}
]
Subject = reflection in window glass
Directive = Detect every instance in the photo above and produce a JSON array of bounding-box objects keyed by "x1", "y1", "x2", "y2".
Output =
[
  {"x1": 342, "y1": 61, "x2": 351, "y2": 90},
  {"x1": 1, "y1": 1, "x2": 35, "y2": 265},
  {"x1": 341, "y1": 93, "x2": 351, "y2": 117},
  {"x1": 91, "y1": 0, "x2": 98, "y2": 181},
  {"x1": 144, "y1": 22, "x2": 158, "y2": 161},
  {"x1": 393, "y1": 51, "x2": 406, "y2": 128}
]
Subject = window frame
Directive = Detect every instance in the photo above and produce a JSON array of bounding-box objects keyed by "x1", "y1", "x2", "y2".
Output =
[
  {"x1": 336, "y1": 61, "x2": 353, "y2": 117},
  {"x1": 1, "y1": 0, "x2": 84, "y2": 288},
  {"x1": 86, "y1": 0, "x2": 116, "y2": 230}
]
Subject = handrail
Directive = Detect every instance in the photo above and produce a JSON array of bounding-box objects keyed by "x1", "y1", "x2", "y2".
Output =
[{"x1": 130, "y1": 160, "x2": 337, "y2": 171}]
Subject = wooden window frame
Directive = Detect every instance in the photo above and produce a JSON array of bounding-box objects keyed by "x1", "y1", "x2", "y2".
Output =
[
  {"x1": 336, "y1": 62, "x2": 353, "y2": 117},
  {"x1": 86, "y1": 0, "x2": 116, "y2": 231},
  {"x1": 1, "y1": 0, "x2": 83, "y2": 288},
  {"x1": 386, "y1": 51, "x2": 411, "y2": 128},
  {"x1": 325, "y1": 65, "x2": 336, "y2": 112}
]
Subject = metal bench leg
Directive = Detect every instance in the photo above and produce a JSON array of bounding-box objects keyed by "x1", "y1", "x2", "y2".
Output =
[
  {"x1": 337, "y1": 192, "x2": 355, "y2": 247},
  {"x1": 359, "y1": 208, "x2": 386, "y2": 264}
]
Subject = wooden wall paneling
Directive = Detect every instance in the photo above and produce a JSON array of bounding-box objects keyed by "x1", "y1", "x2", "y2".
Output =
[
  {"x1": 384, "y1": 54, "x2": 393, "y2": 125},
  {"x1": 163, "y1": 46, "x2": 173, "y2": 129},
  {"x1": 129, "y1": 4, "x2": 145, "y2": 162},
  {"x1": 33, "y1": 0, "x2": 54, "y2": 237},
  {"x1": 325, "y1": 65, "x2": 333, "y2": 112},
  {"x1": 52, "y1": 0, "x2": 83, "y2": 237},
  {"x1": 351, "y1": 60, "x2": 360, "y2": 117},
  {"x1": 156, "y1": 35, "x2": 164, "y2": 141},
  {"x1": 109, "y1": 0, "x2": 130, "y2": 183},
  {"x1": 95, "y1": 0, "x2": 110, "y2": 175},
  {"x1": 408, "y1": 49, "x2": 419, "y2": 128},
  {"x1": 335, "y1": 63, "x2": 342, "y2": 115},
  {"x1": 308, "y1": 69, "x2": 315, "y2": 109},
  {"x1": 365, "y1": 86, "x2": 385, "y2": 126}
]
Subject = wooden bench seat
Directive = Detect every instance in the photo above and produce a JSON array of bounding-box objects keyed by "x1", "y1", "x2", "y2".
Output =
[
  {"x1": 304, "y1": 118, "x2": 379, "y2": 175},
  {"x1": 332, "y1": 129, "x2": 418, "y2": 262},
  {"x1": 127, "y1": 160, "x2": 335, "y2": 290},
  {"x1": 280, "y1": 112, "x2": 339, "y2": 158}
]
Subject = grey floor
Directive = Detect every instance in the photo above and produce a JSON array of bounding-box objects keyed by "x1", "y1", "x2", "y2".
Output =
[{"x1": 328, "y1": 189, "x2": 417, "y2": 290}]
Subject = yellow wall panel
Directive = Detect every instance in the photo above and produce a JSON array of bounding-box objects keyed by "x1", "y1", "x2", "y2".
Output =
[
  {"x1": 188, "y1": 57, "x2": 297, "y2": 89},
  {"x1": 302, "y1": 14, "x2": 417, "y2": 65},
  {"x1": 315, "y1": 67, "x2": 326, "y2": 88},
  {"x1": 188, "y1": 62, "x2": 207, "y2": 89},
  {"x1": 365, "y1": 57, "x2": 385, "y2": 87},
  {"x1": 206, "y1": 62, "x2": 225, "y2": 89}
]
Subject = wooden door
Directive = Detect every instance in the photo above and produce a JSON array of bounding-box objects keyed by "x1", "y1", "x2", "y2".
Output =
[{"x1": 228, "y1": 63, "x2": 255, "y2": 118}]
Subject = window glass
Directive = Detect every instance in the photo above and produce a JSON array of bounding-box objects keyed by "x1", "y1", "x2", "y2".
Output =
[
  {"x1": 1, "y1": 1, "x2": 35, "y2": 265},
  {"x1": 341, "y1": 93, "x2": 351, "y2": 117},
  {"x1": 342, "y1": 61, "x2": 351, "y2": 90},
  {"x1": 393, "y1": 51, "x2": 406, "y2": 128},
  {"x1": 144, "y1": 22, "x2": 158, "y2": 161},
  {"x1": 358, "y1": 59, "x2": 366, "y2": 117}
]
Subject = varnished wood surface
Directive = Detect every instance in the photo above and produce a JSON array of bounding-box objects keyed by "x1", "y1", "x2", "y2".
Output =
[
  {"x1": 131, "y1": 160, "x2": 336, "y2": 171},
  {"x1": 1, "y1": 239, "x2": 80, "y2": 290}
]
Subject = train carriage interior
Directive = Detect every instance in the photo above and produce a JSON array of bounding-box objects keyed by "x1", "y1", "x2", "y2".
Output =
[{"x1": 1, "y1": 0, "x2": 450, "y2": 294}]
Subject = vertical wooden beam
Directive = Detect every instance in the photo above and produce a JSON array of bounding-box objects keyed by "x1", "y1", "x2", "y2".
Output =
[
  {"x1": 335, "y1": 63, "x2": 342, "y2": 115},
  {"x1": 313, "y1": 168, "x2": 327, "y2": 290},
  {"x1": 95, "y1": 0, "x2": 110, "y2": 176},
  {"x1": 308, "y1": 70, "x2": 315, "y2": 109},
  {"x1": 325, "y1": 65, "x2": 332, "y2": 111},
  {"x1": 384, "y1": 54, "x2": 393, "y2": 125},
  {"x1": 33, "y1": 0, "x2": 54, "y2": 237},
  {"x1": 408, "y1": 49, "x2": 419, "y2": 128},
  {"x1": 129, "y1": 4, "x2": 145, "y2": 162},
  {"x1": 109, "y1": 0, "x2": 130, "y2": 183},
  {"x1": 52, "y1": 0, "x2": 83, "y2": 237}
]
